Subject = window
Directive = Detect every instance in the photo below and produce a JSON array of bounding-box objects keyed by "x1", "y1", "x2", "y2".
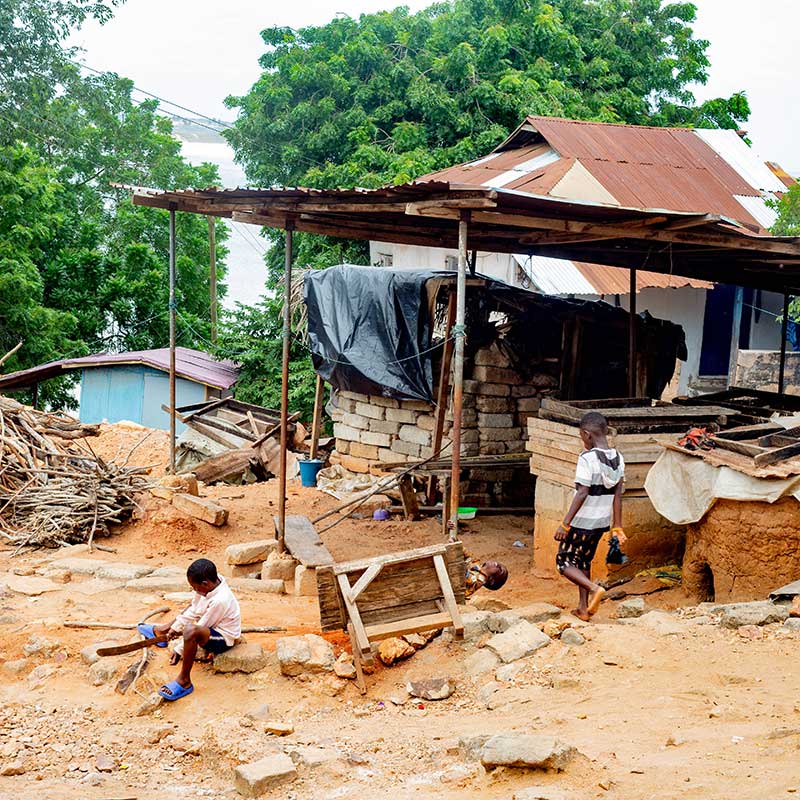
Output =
[{"x1": 375, "y1": 252, "x2": 393, "y2": 267}]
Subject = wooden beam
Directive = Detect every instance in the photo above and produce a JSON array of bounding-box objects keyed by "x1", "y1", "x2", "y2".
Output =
[
  {"x1": 728, "y1": 286, "x2": 744, "y2": 388},
  {"x1": 309, "y1": 374, "x2": 325, "y2": 460}
]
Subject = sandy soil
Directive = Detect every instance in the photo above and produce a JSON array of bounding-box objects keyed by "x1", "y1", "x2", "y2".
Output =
[{"x1": 1, "y1": 425, "x2": 799, "y2": 800}]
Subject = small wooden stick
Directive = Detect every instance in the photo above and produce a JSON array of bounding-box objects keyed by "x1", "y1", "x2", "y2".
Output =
[{"x1": 65, "y1": 605, "x2": 170, "y2": 631}]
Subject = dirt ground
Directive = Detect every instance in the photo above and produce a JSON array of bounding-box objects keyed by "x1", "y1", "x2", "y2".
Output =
[{"x1": 2, "y1": 425, "x2": 800, "y2": 799}]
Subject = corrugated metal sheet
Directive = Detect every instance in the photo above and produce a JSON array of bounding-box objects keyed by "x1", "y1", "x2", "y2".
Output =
[
  {"x1": 482, "y1": 148, "x2": 560, "y2": 189},
  {"x1": 514, "y1": 255, "x2": 711, "y2": 295},
  {"x1": 734, "y1": 194, "x2": 779, "y2": 229},
  {"x1": 0, "y1": 347, "x2": 239, "y2": 393},
  {"x1": 696, "y1": 129, "x2": 788, "y2": 193}
]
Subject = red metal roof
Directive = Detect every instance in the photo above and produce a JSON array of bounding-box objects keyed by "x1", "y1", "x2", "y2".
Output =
[
  {"x1": 573, "y1": 262, "x2": 711, "y2": 294},
  {"x1": 0, "y1": 347, "x2": 239, "y2": 393}
]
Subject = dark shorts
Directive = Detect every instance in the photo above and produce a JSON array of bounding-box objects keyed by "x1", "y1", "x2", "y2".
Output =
[
  {"x1": 556, "y1": 527, "x2": 606, "y2": 574},
  {"x1": 202, "y1": 627, "x2": 234, "y2": 655}
]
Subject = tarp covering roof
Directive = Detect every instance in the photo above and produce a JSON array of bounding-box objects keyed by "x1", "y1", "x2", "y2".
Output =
[{"x1": 0, "y1": 347, "x2": 239, "y2": 392}]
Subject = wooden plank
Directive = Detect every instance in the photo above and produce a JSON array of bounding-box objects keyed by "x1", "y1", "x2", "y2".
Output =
[
  {"x1": 182, "y1": 397, "x2": 228, "y2": 422},
  {"x1": 713, "y1": 439, "x2": 767, "y2": 458},
  {"x1": 331, "y1": 543, "x2": 448, "y2": 575},
  {"x1": 364, "y1": 612, "x2": 454, "y2": 642},
  {"x1": 193, "y1": 448, "x2": 258, "y2": 483},
  {"x1": 337, "y1": 573, "x2": 371, "y2": 655},
  {"x1": 277, "y1": 515, "x2": 334, "y2": 567},
  {"x1": 348, "y1": 622, "x2": 367, "y2": 695},
  {"x1": 716, "y1": 423, "x2": 783, "y2": 441},
  {"x1": 433, "y1": 554, "x2": 463, "y2": 636},
  {"x1": 398, "y1": 474, "x2": 421, "y2": 521},
  {"x1": 540, "y1": 398, "x2": 732, "y2": 422},
  {"x1": 754, "y1": 440, "x2": 800, "y2": 467},
  {"x1": 316, "y1": 566, "x2": 347, "y2": 631},
  {"x1": 349, "y1": 563, "x2": 382, "y2": 602},
  {"x1": 361, "y1": 599, "x2": 443, "y2": 628}
]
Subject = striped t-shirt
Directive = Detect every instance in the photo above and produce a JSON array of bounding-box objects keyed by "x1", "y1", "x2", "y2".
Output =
[{"x1": 571, "y1": 447, "x2": 625, "y2": 530}]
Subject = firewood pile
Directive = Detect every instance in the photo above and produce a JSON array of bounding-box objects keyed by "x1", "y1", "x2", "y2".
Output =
[{"x1": 0, "y1": 396, "x2": 149, "y2": 549}]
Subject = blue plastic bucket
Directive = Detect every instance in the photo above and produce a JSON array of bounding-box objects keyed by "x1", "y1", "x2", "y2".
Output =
[{"x1": 298, "y1": 458, "x2": 324, "y2": 487}]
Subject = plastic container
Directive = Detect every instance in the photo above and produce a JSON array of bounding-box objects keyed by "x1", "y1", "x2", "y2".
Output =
[
  {"x1": 373, "y1": 508, "x2": 390, "y2": 521},
  {"x1": 457, "y1": 507, "x2": 477, "y2": 520},
  {"x1": 298, "y1": 458, "x2": 324, "y2": 487}
]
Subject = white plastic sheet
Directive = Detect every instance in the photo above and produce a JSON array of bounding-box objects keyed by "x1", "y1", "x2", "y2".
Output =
[{"x1": 645, "y1": 448, "x2": 800, "y2": 525}]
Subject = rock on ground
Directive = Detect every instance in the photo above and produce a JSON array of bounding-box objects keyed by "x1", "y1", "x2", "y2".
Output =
[
  {"x1": 136, "y1": 692, "x2": 164, "y2": 716},
  {"x1": 407, "y1": 677, "x2": 455, "y2": 701},
  {"x1": 459, "y1": 735, "x2": 492, "y2": 762},
  {"x1": 455, "y1": 611, "x2": 492, "y2": 642},
  {"x1": 234, "y1": 753, "x2": 297, "y2": 797},
  {"x1": 486, "y1": 610, "x2": 523, "y2": 634},
  {"x1": 226, "y1": 539, "x2": 278, "y2": 566},
  {"x1": 480, "y1": 734, "x2": 577, "y2": 771},
  {"x1": 81, "y1": 640, "x2": 122, "y2": 665},
  {"x1": 378, "y1": 637, "x2": 415, "y2": 666},
  {"x1": 228, "y1": 577, "x2": 285, "y2": 594},
  {"x1": 614, "y1": 597, "x2": 646, "y2": 619},
  {"x1": 276, "y1": 634, "x2": 335, "y2": 676},
  {"x1": 87, "y1": 661, "x2": 118, "y2": 686},
  {"x1": 560, "y1": 628, "x2": 586, "y2": 647},
  {"x1": 265, "y1": 721, "x2": 294, "y2": 736},
  {"x1": 0, "y1": 761, "x2": 26, "y2": 776},
  {"x1": 513, "y1": 788, "x2": 573, "y2": 800},
  {"x1": 125, "y1": 576, "x2": 188, "y2": 593},
  {"x1": 485, "y1": 621, "x2": 551, "y2": 663},
  {"x1": 333, "y1": 653, "x2": 356, "y2": 679},
  {"x1": 5, "y1": 575, "x2": 59, "y2": 596},
  {"x1": 719, "y1": 601, "x2": 789, "y2": 629},
  {"x1": 94, "y1": 562, "x2": 153, "y2": 581},
  {"x1": 2, "y1": 659, "x2": 28, "y2": 675},
  {"x1": 212, "y1": 643, "x2": 268, "y2": 674},
  {"x1": 465, "y1": 649, "x2": 501, "y2": 677},
  {"x1": 514, "y1": 603, "x2": 562, "y2": 624},
  {"x1": 784, "y1": 618, "x2": 800, "y2": 631}
]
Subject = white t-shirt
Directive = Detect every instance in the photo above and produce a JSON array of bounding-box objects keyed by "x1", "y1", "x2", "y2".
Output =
[
  {"x1": 170, "y1": 577, "x2": 241, "y2": 645},
  {"x1": 571, "y1": 447, "x2": 625, "y2": 531}
]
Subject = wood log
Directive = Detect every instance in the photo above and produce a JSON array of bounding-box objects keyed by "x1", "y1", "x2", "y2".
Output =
[{"x1": 192, "y1": 448, "x2": 257, "y2": 484}]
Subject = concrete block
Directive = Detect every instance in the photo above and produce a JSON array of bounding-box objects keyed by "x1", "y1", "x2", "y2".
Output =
[
  {"x1": 226, "y1": 539, "x2": 278, "y2": 566},
  {"x1": 474, "y1": 343, "x2": 511, "y2": 368},
  {"x1": 333, "y1": 423, "x2": 361, "y2": 441},
  {"x1": 339, "y1": 454, "x2": 371, "y2": 473},
  {"x1": 226, "y1": 564, "x2": 262, "y2": 579},
  {"x1": 262, "y1": 551, "x2": 298, "y2": 582},
  {"x1": 355, "y1": 402, "x2": 384, "y2": 420},
  {"x1": 335, "y1": 438, "x2": 350, "y2": 454},
  {"x1": 504, "y1": 440, "x2": 528, "y2": 454},
  {"x1": 391, "y1": 439, "x2": 420, "y2": 458},
  {"x1": 360, "y1": 430, "x2": 392, "y2": 447},
  {"x1": 511, "y1": 385, "x2": 540, "y2": 398},
  {"x1": 172, "y1": 493, "x2": 228, "y2": 526},
  {"x1": 377, "y1": 447, "x2": 398, "y2": 462},
  {"x1": 369, "y1": 395, "x2": 400, "y2": 408},
  {"x1": 477, "y1": 382, "x2": 511, "y2": 397},
  {"x1": 463, "y1": 379, "x2": 480, "y2": 394},
  {"x1": 369, "y1": 418, "x2": 401, "y2": 435},
  {"x1": 416, "y1": 415, "x2": 436, "y2": 431},
  {"x1": 341, "y1": 412, "x2": 370, "y2": 430},
  {"x1": 350, "y1": 441, "x2": 380, "y2": 460},
  {"x1": 339, "y1": 390, "x2": 369, "y2": 404},
  {"x1": 386, "y1": 407, "x2": 418, "y2": 424},
  {"x1": 476, "y1": 396, "x2": 512, "y2": 413},
  {"x1": 399, "y1": 425, "x2": 431, "y2": 446},
  {"x1": 473, "y1": 365, "x2": 521, "y2": 385},
  {"x1": 229, "y1": 578, "x2": 286, "y2": 594},
  {"x1": 480, "y1": 442, "x2": 506, "y2": 455},
  {"x1": 478, "y1": 413, "x2": 515, "y2": 428},
  {"x1": 481, "y1": 426, "x2": 523, "y2": 442},
  {"x1": 294, "y1": 565, "x2": 318, "y2": 596},
  {"x1": 516, "y1": 397, "x2": 541, "y2": 412}
]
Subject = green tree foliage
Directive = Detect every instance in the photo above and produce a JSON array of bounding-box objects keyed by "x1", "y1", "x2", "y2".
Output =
[
  {"x1": 215, "y1": 300, "x2": 319, "y2": 423},
  {"x1": 770, "y1": 185, "x2": 800, "y2": 321},
  {"x1": 1, "y1": 0, "x2": 228, "y2": 407}
]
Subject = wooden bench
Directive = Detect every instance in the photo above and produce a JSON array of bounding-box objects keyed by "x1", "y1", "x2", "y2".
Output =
[
  {"x1": 274, "y1": 514, "x2": 334, "y2": 567},
  {"x1": 316, "y1": 542, "x2": 466, "y2": 693}
]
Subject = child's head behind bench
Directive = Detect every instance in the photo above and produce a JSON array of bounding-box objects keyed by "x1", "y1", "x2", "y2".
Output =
[
  {"x1": 187, "y1": 558, "x2": 220, "y2": 595},
  {"x1": 579, "y1": 411, "x2": 609, "y2": 449}
]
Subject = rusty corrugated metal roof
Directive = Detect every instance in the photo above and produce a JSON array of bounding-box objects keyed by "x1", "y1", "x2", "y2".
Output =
[{"x1": 573, "y1": 262, "x2": 711, "y2": 294}]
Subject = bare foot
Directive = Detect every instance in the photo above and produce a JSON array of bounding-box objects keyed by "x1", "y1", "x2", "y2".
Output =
[
  {"x1": 571, "y1": 608, "x2": 591, "y2": 622},
  {"x1": 169, "y1": 652, "x2": 181, "y2": 666},
  {"x1": 587, "y1": 587, "x2": 606, "y2": 616}
]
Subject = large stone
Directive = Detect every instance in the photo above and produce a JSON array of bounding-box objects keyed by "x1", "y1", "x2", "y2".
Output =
[
  {"x1": 391, "y1": 439, "x2": 421, "y2": 458},
  {"x1": 276, "y1": 634, "x2": 335, "y2": 676},
  {"x1": 459, "y1": 735, "x2": 492, "y2": 761},
  {"x1": 407, "y1": 677, "x2": 455, "y2": 701},
  {"x1": 378, "y1": 637, "x2": 415, "y2": 666},
  {"x1": 95, "y1": 562, "x2": 154, "y2": 581},
  {"x1": 486, "y1": 611, "x2": 523, "y2": 634},
  {"x1": 5, "y1": 575, "x2": 60, "y2": 596},
  {"x1": 480, "y1": 734, "x2": 577, "y2": 771},
  {"x1": 88, "y1": 661, "x2": 118, "y2": 686},
  {"x1": 212, "y1": 643, "x2": 268, "y2": 674},
  {"x1": 125, "y1": 576, "x2": 188, "y2": 593},
  {"x1": 485, "y1": 621, "x2": 551, "y2": 663},
  {"x1": 515, "y1": 603, "x2": 562, "y2": 624},
  {"x1": 614, "y1": 597, "x2": 645, "y2": 619},
  {"x1": 560, "y1": 628, "x2": 586, "y2": 647},
  {"x1": 48, "y1": 557, "x2": 103, "y2": 575},
  {"x1": 456, "y1": 611, "x2": 492, "y2": 642},
  {"x1": 261, "y1": 552, "x2": 298, "y2": 582},
  {"x1": 229, "y1": 577, "x2": 285, "y2": 594},
  {"x1": 333, "y1": 653, "x2": 356, "y2": 679},
  {"x1": 293, "y1": 565, "x2": 318, "y2": 597},
  {"x1": 234, "y1": 754, "x2": 297, "y2": 797},
  {"x1": 226, "y1": 540, "x2": 278, "y2": 566},
  {"x1": 719, "y1": 601, "x2": 789, "y2": 629},
  {"x1": 626, "y1": 610, "x2": 685, "y2": 636},
  {"x1": 172, "y1": 493, "x2": 228, "y2": 526}
]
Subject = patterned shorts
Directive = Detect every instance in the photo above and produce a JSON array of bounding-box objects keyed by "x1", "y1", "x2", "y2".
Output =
[{"x1": 556, "y1": 527, "x2": 606, "y2": 574}]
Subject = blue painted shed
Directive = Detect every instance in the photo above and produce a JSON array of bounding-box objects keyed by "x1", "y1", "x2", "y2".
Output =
[{"x1": 0, "y1": 347, "x2": 239, "y2": 432}]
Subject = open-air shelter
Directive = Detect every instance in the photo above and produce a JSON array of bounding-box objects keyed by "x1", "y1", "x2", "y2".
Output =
[{"x1": 125, "y1": 180, "x2": 800, "y2": 547}]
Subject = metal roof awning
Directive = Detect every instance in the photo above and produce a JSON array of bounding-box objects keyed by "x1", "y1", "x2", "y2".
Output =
[{"x1": 125, "y1": 182, "x2": 800, "y2": 293}]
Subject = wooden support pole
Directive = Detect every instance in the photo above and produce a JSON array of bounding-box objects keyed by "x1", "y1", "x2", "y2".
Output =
[
  {"x1": 628, "y1": 267, "x2": 637, "y2": 397},
  {"x1": 449, "y1": 212, "x2": 469, "y2": 540},
  {"x1": 277, "y1": 224, "x2": 294, "y2": 553},
  {"x1": 728, "y1": 286, "x2": 744, "y2": 388},
  {"x1": 309, "y1": 374, "x2": 325, "y2": 460},
  {"x1": 168, "y1": 206, "x2": 177, "y2": 473},
  {"x1": 427, "y1": 290, "x2": 457, "y2": 504},
  {"x1": 779, "y1": 292, "x2": 790, "y2": 395},
  {"x1": 208, "y1": 215, "x2": 217, "y2": 345}
]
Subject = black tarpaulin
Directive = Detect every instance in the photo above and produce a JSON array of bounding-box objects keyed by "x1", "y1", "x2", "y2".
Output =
[{"x1": 304, "y1": 266, "x2": 448, "y2": 402}]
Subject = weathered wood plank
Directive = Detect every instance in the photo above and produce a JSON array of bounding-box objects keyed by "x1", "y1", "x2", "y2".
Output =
[
  {"x1": 364, "y1": 612, "x2": 454, "y2": 642},
  {"x1": 277, "y1": 515, "x2": 334, "y2": 567},
  {"x1": 398, "y1": 475, "x2": 421, "y2": 521}
]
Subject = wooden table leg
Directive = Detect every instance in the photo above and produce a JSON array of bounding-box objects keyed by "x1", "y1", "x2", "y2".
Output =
[{"x1": 348, "y1": 622, "x2": 367, "y2": 695}]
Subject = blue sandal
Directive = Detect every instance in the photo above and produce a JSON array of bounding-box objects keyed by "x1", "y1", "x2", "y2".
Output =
[
  {"x1": 137, "y1": 623, "x2": 168, "y2": 647},
  {"x1": 158, "y1": 680, "x2": 194, "y2": 702}
]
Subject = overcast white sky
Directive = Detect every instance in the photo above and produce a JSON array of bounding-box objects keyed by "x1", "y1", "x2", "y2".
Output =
[{"x1": 70, "y1": 0, "x2": 800, "y2": 171}]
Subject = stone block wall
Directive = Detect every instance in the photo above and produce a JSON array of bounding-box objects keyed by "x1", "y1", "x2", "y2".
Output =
[
  {"x1": 328, "y1": 340, "x2": 557, "y2": 506},
  {"x1": 735, "y1": 350, "x2": 800, "y2": 395}
]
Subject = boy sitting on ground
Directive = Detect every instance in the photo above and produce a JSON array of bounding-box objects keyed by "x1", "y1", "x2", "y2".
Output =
[
  {"x1": 554, "y1": 411, "x2": 627, "y2": 621},
  {"x1": 138, "y1": 558, "x2": 241, "y2": 702}
]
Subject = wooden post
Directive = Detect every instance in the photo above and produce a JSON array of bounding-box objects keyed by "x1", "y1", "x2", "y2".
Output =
[
  {"x1": 168, "y1": 206, "x2": 177, "y2": 473},
  {"x1": 628, "y1": 267, "x2": 637, "y2": 397},
  {"x1": 449, "y1": 212, "x2": 469, "y2": 540},
  {"x1": 426, "y1": 289, "x2": 457, "y2": 504},
  {"x1": 277, "y1": 224, "x2": 293, "y2": 553},
  {"x1": 31, "y1": 383, "x2": 39, "y2": 410},
  {"x1": 728, "y1": 286, "x2": 744, "y2": 388},
  {"x1": 208, "y1": 216, "x2": 217, "y2": 345},
  {"x1": 309, "y1": 374, "x2": 325, "y2": 460},
  {"x1": 779, "y1": 292, "x2": 790, "y2": 395}
]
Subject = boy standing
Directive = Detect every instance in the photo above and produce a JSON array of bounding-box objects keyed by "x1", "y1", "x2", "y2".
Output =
[
  {"x1": 554, "y1": 412, "x2": 626, "y2": 621},
  {"x1": 138, "y1": 558, "x2": 241, "y2": 702}
]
